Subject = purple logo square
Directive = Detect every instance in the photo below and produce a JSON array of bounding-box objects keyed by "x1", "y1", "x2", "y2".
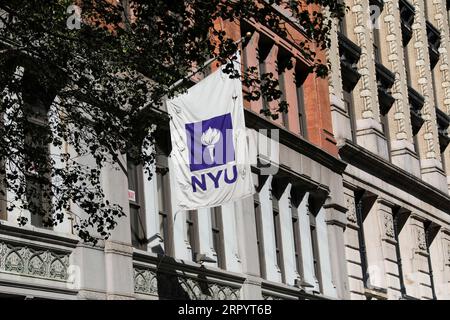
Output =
[{"x1": 185, "y1": 113, "x2": 235, "y2": 172}]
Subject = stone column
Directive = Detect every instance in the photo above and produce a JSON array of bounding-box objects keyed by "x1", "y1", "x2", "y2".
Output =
[
  {"x1": 67, "y1": 141, "x2": 108, "y2": 299},
  {"x1": 3, "y1": 67, "x2": 30, "y2": 227},
  {"x1": 398, "y1": 213, "x2": 433, "y2": 299},
  {"x1": 350, "y1": 0, "x2": 387, "y2": 159},
  {"x1": 430, "y1": 227, "x2": 450, "y2": 299},
  {"x1": 297, "y1": 192, "x2": 318, "y2": 292},
  {"x1": 383, "y1": 0, "x2": 421, "y2": 177},
  {"x1": 280, "y1": 58, "x2": 301, "y2": 134},
  {"x1": 410, "y1": 0, "x2": 447, "y2": 192},
  {"x1": 235, "y1": 195, "x2": 263, "y2": 299},
  {"x1": 261, "y1": 44, "x2": 282, "y2": 126},
  {"x1": 142, "y1": 163, "x2": 161, "y2": 252},
  {"x1": 343, "y1": 189, "x2": 366, "y2": 299},
  {"x1": 257, "y1": 176, "x2": 281, "y2": 282},
  {"x1": 328, "y1": 15, "x2": 354, "y2": 142},
  {"x1": 427, "y1": 0, "x2": 450, "y2": 117},
  {"x1": 197, "y1": 207, "x2": 216, "y2": 264},
  {"x1": 50, "y1": 97, "x2": 73, "y2": 235},
  {"x1": 375, "y1": 198, "x2": 403, "y2": 299},
  {"x1": 427, "y1": 0, "x2": 450, "y2": 192},
  {"x1": 242, "y1": 32, "x2": 263, "y2": 114},
  {"x1": 221, "y1": 201, "x2": 242, "y2": 273},
  {"x1": 278, "y1": 183, "x2": 297, "y2": 286},
  {"x1": 166, "y1": 156, "x2": 193, "y2": 261},
  {"x1": 316, "y1": 206, "x2": 338, "y2": 298},
  {"x1": 362, "y1": 198, "x2": 388, "y2": 291},
  {"x1": 323, "y1": 193, "x2": 350, "y2": 299},
  {"x1": 101, "y1": 155, "x2": 135, "y2": 300}
]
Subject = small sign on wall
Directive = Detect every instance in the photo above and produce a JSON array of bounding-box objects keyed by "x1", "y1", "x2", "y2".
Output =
[{"x1": 128, "y1": 190, "x2": 136, "y2": 202}]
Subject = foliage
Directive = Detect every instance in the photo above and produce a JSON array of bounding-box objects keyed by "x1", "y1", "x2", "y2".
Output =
[{"x1": 0, "y1": 0, "x2": 345, "y2": 244}]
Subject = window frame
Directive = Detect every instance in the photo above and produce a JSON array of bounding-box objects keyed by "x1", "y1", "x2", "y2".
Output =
[
  {"x1": 127, "y1": 159, "x2": 147, "y2": 250},
  {"x1": 211, "y1": 206, "x2": 226, "y2": 269},
  {"x1": 186, "y1": 210, "x2": 199, "y2": 261},
  {"x1": 272, "y1": 204, "x2": 285, "y2": 283},
  {"x1": 291, "y1": 209, "x2": 304, "y2": 278},
  {"x1": 309, "y1": 209, "x2": 322, "y2": 292},
  {"x1": 23, "y1": 104, "x2": 53, "y2": 229},
  {"x1": 254, "y1": 194, "x2": 266, "y2": 279}
]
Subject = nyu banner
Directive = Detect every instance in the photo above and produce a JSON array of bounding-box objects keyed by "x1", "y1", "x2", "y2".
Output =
[{"x1": 167, "y1": 56, "x2": 254, "y2": 210}]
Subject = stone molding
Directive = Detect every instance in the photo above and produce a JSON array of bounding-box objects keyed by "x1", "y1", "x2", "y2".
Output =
[
  {"x1": 133, "y1": 266, "x2": 240, "y2": 300},
  {"x1": 0, "y1": 241, "x2": 70, "y2": 282}
]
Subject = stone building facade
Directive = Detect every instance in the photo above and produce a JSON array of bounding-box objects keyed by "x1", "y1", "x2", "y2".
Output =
[
  {"x1": 328, "y1": 0, "x2": 450, "y2": 299},
  {"x1": 0, "y1": 0, "x2": 449, "y2": 300}
]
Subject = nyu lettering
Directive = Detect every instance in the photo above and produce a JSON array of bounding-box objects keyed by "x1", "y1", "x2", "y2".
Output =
[{"x1": 192, "y1": 165, "x2": 238, "y2": 192}]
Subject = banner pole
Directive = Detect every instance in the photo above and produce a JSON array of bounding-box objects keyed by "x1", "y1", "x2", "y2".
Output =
[{"x1": 167, "y1": 33, "x2": 251, "y2": 92}]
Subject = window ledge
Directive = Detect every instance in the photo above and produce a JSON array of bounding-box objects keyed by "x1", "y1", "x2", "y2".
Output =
[{"x1": 364, "y1": 286, "x2": 388, "y2": 300}]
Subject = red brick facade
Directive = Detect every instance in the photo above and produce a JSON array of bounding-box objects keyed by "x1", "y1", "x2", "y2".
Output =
[{"x1": 215, "y1": 6, "x2": 338, "y2": 157}]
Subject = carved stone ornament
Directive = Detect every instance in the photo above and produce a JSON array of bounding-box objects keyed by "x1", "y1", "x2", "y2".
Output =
[
  {"x1": 384, "y1": 213, "x2": 395, "y2": 239},
  {"x1": 0, "y1": 242, "x2": 70, "y2": 281},
  {"x1": 134, "y1": 267, "x2": 240, "y2": 300},
  {"x1": 345, "y1": 195, "x2": 357, "y2": 223},
  {"x1": 417, "y1": 229, "x2": 427, "y2": 251}
]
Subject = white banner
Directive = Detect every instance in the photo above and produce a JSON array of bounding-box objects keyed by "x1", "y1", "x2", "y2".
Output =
[{"x1": 167, "y1": 56, "x2": 254, "y2": 211}]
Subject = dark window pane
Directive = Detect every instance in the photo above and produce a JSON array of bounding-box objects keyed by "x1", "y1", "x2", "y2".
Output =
[
  {"x1": 211, "y1": 206, "x2": 225, "y2": 269},
  {"x1": 254, "y1": 198, "x2": 266, "y2": 279},
  {"x1": 127, "y1": 159, "x2": 146, "y2": 250}
]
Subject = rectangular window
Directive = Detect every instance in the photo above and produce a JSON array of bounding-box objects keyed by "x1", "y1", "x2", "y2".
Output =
[
  {"x1": 186, "y1": 210, "x2": 199, "y2": 261},
  {"x1": 343, "y1": 89, "x2": 357, "y2": 143},
  {"x1": 211, "y1": 206, "x2": 226, "y2": 269},
  {"x1": 380, "y1": 112, "x2": 392, "y2": 160},
  {"x1": 403, "y1": 46, "x2": 412, "y2": 87},
  {"x1": 431, "y1": 70, "x2": 440, "y2": 107},
  {"x1": 278, "y1": 72, "x2": 289, "y2": 129},
  {"x1": 0, "y1": 158, "x2": 5, "y2": 221},
  {"x1": 393, "y1": 208, "x2": 407, "y2": 297},
  {"x1": 0, "y1": 115, "x2": 5, "y2": 221},
  {"x1": 309, "y1": 212, "x2": 322, "y2": 292},
  {"x1": 441, "y1": 150, "x2": 447, "y2": 174},
  {"x1": 296, "y1": 78, "x2": 307, "y2": 138},
  {"x1": 413, "y1": 130, "x2": 420, "y2": 155},
  {"x1": 292, "y1": 210, "x2": 303, "y2": 277},
  {"x1": 355, "y1": 191, "x2": 370, "y2": 288},
  {"x1": 254, "y1": 195, "x2": 266, "y2": 279},
  {"x1": 424, "y1": 221, "x2": 437, "y2": 300},
  {"x1": 156, "y1": 167, "x2": 171, "y2": 253},
  {"x1": 272, "y1": 197, "x2": 285, "y2": 283},
  {"x1": 127, "y1": 160, "x2": 147, "y2": 250},
  {"x1": 373, "y1": 28, "x2": 382, "y2": 63},
  {"x1": 337, "y1": 0, "x2": 347, "y2": 36},
  {"x1": 24, "y1": 108, "x2": 52, "y2": 229}
]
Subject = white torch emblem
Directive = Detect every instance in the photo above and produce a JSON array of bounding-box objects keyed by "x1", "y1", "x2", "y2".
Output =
[{"x1": 201, "y1": 127, "x2": 221, "y2": 162}]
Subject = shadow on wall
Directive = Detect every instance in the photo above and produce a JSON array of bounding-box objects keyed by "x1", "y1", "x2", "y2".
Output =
[{"x1": 155, "y1": 256, "x2": 221, "y2": 300}]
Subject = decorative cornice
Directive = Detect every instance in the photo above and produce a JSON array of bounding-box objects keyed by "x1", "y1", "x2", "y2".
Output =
[
  {"x1": 338, "y1": 140, "x2": 450, "y2": 214},
  {"x1": 244, "y1": 109, "x2": 347, "y2": 174},
  {"x1": 0, "y1": 221, "x2": 79, "y2": 249},
  {"x1": 377, "y1": 197, "x2": 396, "y2": 208}
]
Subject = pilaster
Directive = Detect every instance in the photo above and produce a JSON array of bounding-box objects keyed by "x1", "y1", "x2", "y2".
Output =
[{"x1": 410, "y1": 0, "x2": 447, "y2": 191}]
